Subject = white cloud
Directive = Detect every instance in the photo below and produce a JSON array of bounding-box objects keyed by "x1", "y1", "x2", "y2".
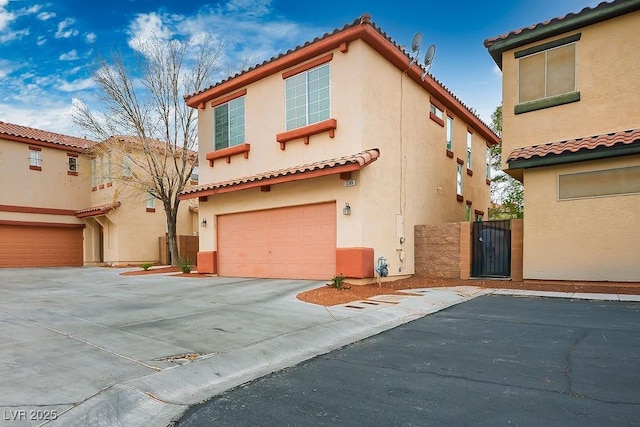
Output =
[
  {"x1": 492, "y1": 64, "x2": 502, "y2": 78},
  {"x1": 169, "y1": 1, "x2": 310, "y2": 77},
  {"x1": 59, "y1": 49, "x2": 78, "y2": 61},
  {"x1": 0, "y1": 100, "x2": 84, "y2": 137},
  {"x1": 19, "y1": 5, "x2": 41, "y2": 15},
  {"x1": 0, "y1": 0, "x2": 15, "y2": 32},
  {"x1": 55, "y1": 18, "x2": 79, "y2": 38},
  {"x1": 0, "y1": 58, "x2": 16, "y2": 79},
  {"x1": 224, "y1": 0, "x2": 272, "y2": 18},
  {"x1": 37, "y1": 11, "x2": 56, "y2": 21},
  {"x1": 36, "y1": 35, "x2": 46, "y2": 46},
  {"x1": 0, "y1": 27, "x2": 29, "y2": 43},
  {"x1": 85, "y1": 32, "x2": 96, "y2": 43},
  {"x1": 57, "y1": 77, "x2": 94, "y2": 92},
  {"x1": 127, "y1": 12, "x2": 173, "y2": 51}
]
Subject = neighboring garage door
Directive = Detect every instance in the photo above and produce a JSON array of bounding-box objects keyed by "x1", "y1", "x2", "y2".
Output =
[
  {"x1": 0, "y1": 225, "x2": 84, "y2": 267},
  {"x1": 218, "y1": 203, "x2": 336, "y2": 280}
]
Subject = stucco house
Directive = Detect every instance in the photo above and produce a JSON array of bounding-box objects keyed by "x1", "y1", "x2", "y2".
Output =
[
  {"x1": 0, "y1": 121, "x2": 197, "y2": 267},
  {"x1": 180, "y1": 15, "x2": 499, "y2": 281},
  {"x1": 484, "y1": 0, "x2": 640, "y2": 282}
]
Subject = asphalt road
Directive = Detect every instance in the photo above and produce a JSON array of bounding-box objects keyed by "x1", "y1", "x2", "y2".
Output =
[{"x1": 178, "y1": 295, "x2": 640, "y2": 426}]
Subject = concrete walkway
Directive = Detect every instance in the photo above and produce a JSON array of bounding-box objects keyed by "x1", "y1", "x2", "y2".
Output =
[{"x1": 0, "y1": 268, "x2": 637, "y2": 426}]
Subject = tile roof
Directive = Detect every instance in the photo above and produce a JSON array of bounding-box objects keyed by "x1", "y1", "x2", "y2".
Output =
[
  {"x1": 0, "y1": 120, "x2": 96, "y2": 149},
  {"x1": 484, "y1": 0, "x2": 640, "y2": 67},
  {"x1": 508, "y1": 128, "x2": 640, "y2": 163},
  {"x1": 99, "y1": 135, "x2": 198, "y2": 158},
  {"x1": 180, "y1": 148, "x2": 379, "y2": 199},
  {"x1": 76, "y1": 202, "x2": 121, "y2": 218},
  {"x1": 184, "y1": 15, "x2": 497, "y2": 143}
]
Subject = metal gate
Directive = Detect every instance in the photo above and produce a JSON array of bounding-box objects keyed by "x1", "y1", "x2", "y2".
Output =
[{"x1": 471, "y1": 220, "x2": 511, "y2": 278}]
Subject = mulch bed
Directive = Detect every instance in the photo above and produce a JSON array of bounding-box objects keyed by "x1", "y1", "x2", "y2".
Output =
[{"x1": 118, "y1": 267, "x2": 640, "y2": 307}]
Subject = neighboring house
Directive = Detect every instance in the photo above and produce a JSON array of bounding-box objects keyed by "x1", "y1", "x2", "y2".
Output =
[
  {"x1": 0, "y1": 121, "x2": 197, "y2": 268},
  {"x1": 484, "y1": 0, "x2": 640, "y2": 282},
  {"x1": 180, "y1": 15, "x2": 499, "y2": 281}
]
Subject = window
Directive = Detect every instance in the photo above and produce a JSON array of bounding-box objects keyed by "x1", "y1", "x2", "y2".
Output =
[
  {"x1": 146, "y1": 191, "x2": 155, "y2": 212},
  {"x1": 96, "y1": 156, "x2": 103, "y2": 184},
  {"x1": 285, "y1": 63, "x2": 330, "y2": 131},
  {"x1": 106, "y1": 153, "x2": 112, "y2": 181},
  {"x1": 190, "y1": 166, "x2": 199, "y2": 182},
  {"x1": 446, "y1": 116, "x2": 453, "y2": 151},
  {"x1": 122, "y1": 155, "x2": 132, "y2": 177},
  {"x1": 214, "y1": 96, "x2": 245, "y2": 150},
  {"x1": 518, "y1": 42, "x2": 576, "y2": 104},
  {"x1": 466, "y1": 131, "x2": 472, "y2": 169},
  {"x1": 68, "y1": 156, "x2": 78, "y2": 173},
  {"x1": 486, "y1": 147, "x2": 492, "y2": 180},
  {"x1": 91, "y1": 158, "x2": 97, "y2": 187},
  {"x1": 29, "y1": 148, "x2": 42, "y2": 169},
  {"x1": 465, "y1": 204, "x2": 471, "y2": 221},
  {"x1": 430, "y1": 104, "x2": 443, "y2": 121},
  {"x1": 475, "y1": 213, "x2": 483, "y2": 222},
  {"x1": 456, "y1": 163, "x2": 463, "y2": 196}
]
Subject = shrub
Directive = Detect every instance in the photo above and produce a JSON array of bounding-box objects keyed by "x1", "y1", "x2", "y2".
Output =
[
  {"x1": 326, "y1": 274, "x2": 350, "y2": 290},
  {"x1": 140, "y1": 263, "x2": 153, "y2": 271},
  {"x1": 178, "y1": 256, "x2": 194, "y2": 274}
]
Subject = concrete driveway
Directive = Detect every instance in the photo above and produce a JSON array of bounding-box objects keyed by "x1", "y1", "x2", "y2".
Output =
[{"x1": 0, "y1": 267, "x2": 470, "y2": 426}]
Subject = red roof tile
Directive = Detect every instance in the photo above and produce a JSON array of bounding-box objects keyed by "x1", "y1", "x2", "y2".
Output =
[
  {"x1": 184, "y1": 15, "x2": 497, "y2": 143},
  {"x1": 180, "y1": 148, "x2": 380, "y2": 199},
  {"x1": 76, "y1": 202, "x2": 121, "y2": 218},
  {"x1": 0, "y1": 120, "x2": 96, "y2": 149},
  {"x1": 484, "y1": 0, "x2": 630, "y2": 47},
  {"x1": 508, "y1": 128, "x2": 640, "y2": 163}
]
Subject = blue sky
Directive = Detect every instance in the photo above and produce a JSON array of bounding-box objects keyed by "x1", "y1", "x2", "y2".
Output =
[{"x1": 0, "y1": 0, "x2": 600, "y2": 137}]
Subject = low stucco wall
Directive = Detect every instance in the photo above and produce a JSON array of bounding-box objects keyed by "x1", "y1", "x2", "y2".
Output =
[{"x1": 415, "y1": 222, "x2": 463, "y2": 279}]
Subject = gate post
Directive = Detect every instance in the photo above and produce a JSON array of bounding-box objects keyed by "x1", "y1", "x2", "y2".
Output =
[{"x1": 459, "y1": 221, "x2": 471, "y2": 279}]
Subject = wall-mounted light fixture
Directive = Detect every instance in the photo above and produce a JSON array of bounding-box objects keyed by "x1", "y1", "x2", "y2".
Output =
[
  {"x1": 201, "y1": 218, "x2": 207, "y2": 228},
  {"x1": 343, "y1": 203, "x2": 351, "y2": 216}
]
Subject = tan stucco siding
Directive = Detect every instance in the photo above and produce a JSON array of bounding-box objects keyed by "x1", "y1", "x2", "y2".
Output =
[
  {"x1": 0, "y1": 138, "x2": 91, "y2": 211},
  {"x1": 523, "y1": 155, "x2": 640, "y2": 281},
  {"x1": 501, "y1": 10, "x2": 640, "y2": 170},
  {"x1": 196, "y1": 39, "x2": 492, "y2": 277},
  {"x1": 197, "y1": 42, "x2": 369, "y2": 187}
]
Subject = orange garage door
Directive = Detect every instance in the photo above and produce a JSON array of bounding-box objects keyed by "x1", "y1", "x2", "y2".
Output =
[
  {"x1": 217, "y1": 203, "x2": 336, "y2": 280},
  {"x1": 0, "y1": 225, "x2": 84, "y2": 267}
]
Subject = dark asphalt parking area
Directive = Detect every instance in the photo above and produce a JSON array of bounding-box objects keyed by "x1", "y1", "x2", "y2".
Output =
[{"x1": 177, "y1": 295, "x2": 640, "y2": 426}]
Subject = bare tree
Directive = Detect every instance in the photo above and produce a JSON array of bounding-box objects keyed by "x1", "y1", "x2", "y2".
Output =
[{"x1": 73, "y1": 36, "x2": 222, "y2": 265}]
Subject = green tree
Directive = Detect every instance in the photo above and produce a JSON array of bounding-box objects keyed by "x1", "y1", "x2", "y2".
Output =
[{"x1": 488, "y1": 105, "x2": 524, "y2": 219}]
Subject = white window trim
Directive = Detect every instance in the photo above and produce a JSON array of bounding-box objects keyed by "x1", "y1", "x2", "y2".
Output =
[
  {"x1": 466, "y1": 131, "x2": 473, "y2": 170},
  {"x1": 285, "y1": 63, "x2": 331, "y2": 131},
  {"x1": 456, "y1": 164, "x2": 464, "y2": 196},
  {"x1": 68, "y1": 157, "x2": 78, "y2": 172},
  {"x1": 446, "y1": 116, "x2": 453, "y2": 151},
  {"x1": 146, "y1": 192, "x2": 155, "y2": 209},
  {"x1": 29, "y1": 149, "x2": 42, "y2": 167},
  {"x1": 214, "y1": 96, "x2": 245, "y2": 150}
]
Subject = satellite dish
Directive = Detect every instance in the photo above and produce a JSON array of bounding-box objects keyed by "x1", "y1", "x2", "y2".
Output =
[
  {"x1": 421, "y1": 44, "x2": 436, "y2": 80},
  {"x1": 408, "y1": 32, "x2": 422, "y2": 66},
  {"x1": 410, "y1": 32, "x2": 422, "y2": 54}
]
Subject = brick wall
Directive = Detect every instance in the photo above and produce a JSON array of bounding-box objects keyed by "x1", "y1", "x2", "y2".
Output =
[
  {"x1": 415, "y1": 222, "x2": 463, "y2": 278},
  {"x1": 510, "y1": 219, "x2": 524, "y2": 281}
]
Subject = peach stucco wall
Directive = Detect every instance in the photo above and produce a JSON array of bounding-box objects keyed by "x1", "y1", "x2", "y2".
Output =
[
  {"x1": 85, "y1": 151, "x2": 196, "y2": 266},
  {"x1": 501, "y1": 10, "x2": 640, "y2": 169},
  {"x1": 0, "y1": 138, "x2": 91, "y2": 219},
  {"x1": 196, "y1": 39, "x2": 492, "y2": 278},
  {"x1": 523, "y1": 155, "x2": 640, "y2": 282},
  {"x1": 498, "y1": 11, "x2": 640, "y2": 282}
]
